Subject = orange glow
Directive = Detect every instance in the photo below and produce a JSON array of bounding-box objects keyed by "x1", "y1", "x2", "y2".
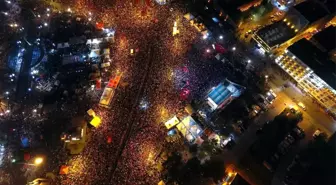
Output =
[
  {"x1": 59, "y1": 165, "x2": 69, "y2": 175},
  {"x1": 108, "y1": 75, "x2": 122, "y2": 89}
]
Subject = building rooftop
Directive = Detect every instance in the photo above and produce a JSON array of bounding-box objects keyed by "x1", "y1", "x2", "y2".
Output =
[
  {"x1": 256, "y1": 21, "x2": 296, "y2": 47},
  {"x1": 325, "y1": 0, "x2": 336, "y2": 13},
  {"x1": 231, "y1": 174, "x2": 251, "y2": 185},
  {"x1": 288, "y1": 39, "x2": 336, "y2": 89},
  {"x1": 312, "y1": 26, "x2": 336, "y2": 52},
  {"x1": 294, "y1": 0, "x2": 329, "y2": 23}
]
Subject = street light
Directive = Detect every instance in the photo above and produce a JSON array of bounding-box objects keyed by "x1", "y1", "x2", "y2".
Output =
[
  {"x1": 247, "y1": 59, "x2": 251, "y2": 63},
  {"x1": 219, "y1": 35, "x2": 223, "y2": 39},
  {"x1": 232, "y1": 47, "x2": 236, "y2": 51},
  {"x1": 34, "y1": 157, "x2": 44, "y2": 165}
]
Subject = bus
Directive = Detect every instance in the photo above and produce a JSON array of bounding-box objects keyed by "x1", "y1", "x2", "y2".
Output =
[{"x1": 99, "y1": 74, "x2": 122, "y2": 108}]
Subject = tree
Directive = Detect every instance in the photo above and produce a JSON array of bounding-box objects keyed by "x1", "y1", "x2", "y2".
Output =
[
  {"x1": 202, "y1": 157, "x2": 226, "y2": 183},
  {"x1": 251, "y1": 108, "x2": 303, "y2": 161},
  {"x1": 198, "y1": 138, "x2": 222, "y2": 160},
  {"x1": 163, "y1": 152, "x2": 183, "y2": 184}
]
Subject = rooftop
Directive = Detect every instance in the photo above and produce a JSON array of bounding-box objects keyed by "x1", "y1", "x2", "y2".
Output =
[
  {"x1": 294, "y1": 0, "x2": 329, "y2": 23},
  {"x1": 312, "y1": 26, "x2": 336, "y2": 52},
  {"x1": 256, "y1": 21, "x2": 296, "y2": 47},
  {"x1": 231, "y1": 174, "x2": 251, "y2": 185},
  {"x1": 288, "y1": 39, "x2": 336, "y2": 89},
  {"x1": 325, "y1": 0, "x2": 336, "y2": 13}
]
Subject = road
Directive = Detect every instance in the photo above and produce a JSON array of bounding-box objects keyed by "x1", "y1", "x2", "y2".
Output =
[{"x1": 237, "y1": 8, "x2": 285, "y2": 43}]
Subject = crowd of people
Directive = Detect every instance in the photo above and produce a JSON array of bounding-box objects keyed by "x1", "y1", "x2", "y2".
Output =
[
  {"x1": 54, "y1": 1, "x2": 205, "y2": 184},
  {"x1": 1, "y1": 0, "x2": 246, "y2": 184}
]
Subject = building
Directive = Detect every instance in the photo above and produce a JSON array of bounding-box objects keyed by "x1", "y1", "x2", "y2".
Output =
[
  {"x1": 231, "y1": 174, "x2": 251, "y2": 185},
  {"x1": 253, "y1": 0, "x2": 334, "y2": 52},
  {"x1": 253, "y1": 20, "x2": 298, "y2": 52},
  {"x1": 275, "y1": 39, "x2": 336, "y2": 116},
  {"x1": 310, "y1": 26, "x2": 336, "y2": 60},
  {"x1": 206, "y1": 79, "x2": 245, "y2": 111},
  {"x1": 293, "y1": 0, "x2": 331, "y2": 24},
  {"x1": 61, "y1": 117, "x2": 88, "y2": 154},
  {"x1": 164, "y1": 115, "x2": 204, "y2": 144}
]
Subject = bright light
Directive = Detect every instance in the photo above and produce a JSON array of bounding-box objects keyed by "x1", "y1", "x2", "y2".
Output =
[
  {"x1": 88, "y1": 17, "x2": 92, "y2": 21},
  {"x1": 28, "y1": 88, "x2": 32, "y2": 91},
  {"x1": 232, "y1": 47, "x2": 236, "y2": 51},
  {"x1": 140, "y1": 99, "x2": 149, "y2": 110},
  {"x1": 47, "y1": 13, "x2": 50, "y2": 17},
  {"x1": 89, "y1": 12, "x2": 92, "y2": 15},
  {"x1": 33, "y1": 109, "x2": 37, "y2": 113},
  {"x1": 265, "y1": 75, "x2": 268, "y2": 78},
  {"x1": 6, "y1": 1, "x2": 11, "y2": 4},
  {"x1": 206, "y1": 49, "x2": 210, "y2": 53},
  {"x1": 173, "y1": 21, "x2": 179, "y2": 36},
  {"x1": 5, "y1": 91, "x2": 9, "y2": 95},
  {"x1": 3, "y1": 12, "x2": 8, "y2": 16},
  {"x1": 247, "y1": 59, "x2": 251, "y2": 63},
  {"x1": 34, "y1": 157, "x2": 44, "y2": 165},
  {"x1": 44, "y1": 22, "x2": 48, "y2": 27},
  {"x1": 5, "y1": 110, "x2": 10, "y2": 113},
  {"x1": 67, "y1": 8, "x2": 72, "y2": 12},
  {"x1": 219, "y1": 35, "x2": 223, "y2": 39},
  {"x1": 202, "y1": 35, "x2": 208, "y2": 39}
]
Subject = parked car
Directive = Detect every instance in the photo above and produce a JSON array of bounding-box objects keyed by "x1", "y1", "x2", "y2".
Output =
[
  {"x1": 297, "y1": 102, "x2": 306, "y2": 111},
  {"x1": 313, "y1": 129, "x2": 321, "y2": 138},
  {"x1": 291, "y1": 127, "x2": 305, "y2": 139}
]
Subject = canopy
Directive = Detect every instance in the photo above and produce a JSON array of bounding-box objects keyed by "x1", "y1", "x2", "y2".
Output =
[{"x1": 90, "y1": 116, "x2": 101, "y2": 128}]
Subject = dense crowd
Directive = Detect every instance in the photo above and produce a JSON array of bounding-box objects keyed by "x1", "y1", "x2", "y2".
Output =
[
  {"x1": 1, "y1": 0, "x2": 241, "y2": 184},
  {"x1": 54, "y1": 1, "x2": 204, "y2": 184}
]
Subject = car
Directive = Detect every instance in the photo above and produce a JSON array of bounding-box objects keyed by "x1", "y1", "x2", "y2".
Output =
[
  {"x1": 291, "y1": 127, "x2": 305, "y2": 139},
  {"x1": 285, "y1": 135, "x2": 295, "y2": 143},
  {"x1": 313, "y1": 129, "x2": 321, "y2": 138},
  {"x1": 297, "y1": 102, "x2": 306, "y2": 111}
]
